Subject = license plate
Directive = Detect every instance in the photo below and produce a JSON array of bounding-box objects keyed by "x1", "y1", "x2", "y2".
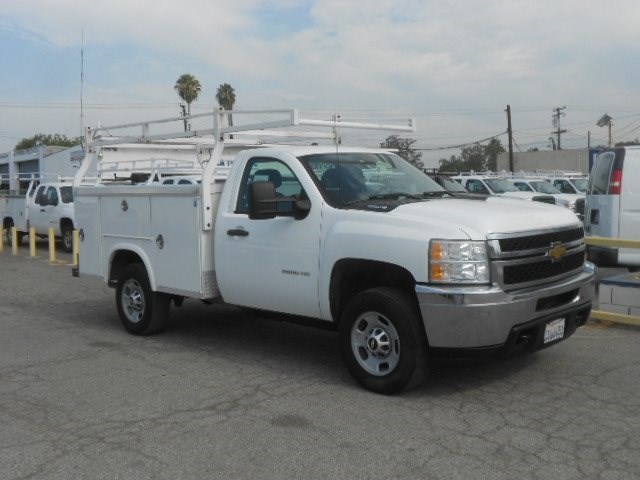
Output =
[{"x1": 544, "y1": 318, "x2": 565, "y2": 344}]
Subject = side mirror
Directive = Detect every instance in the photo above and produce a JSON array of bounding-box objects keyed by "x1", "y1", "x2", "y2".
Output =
[
  {"x1": 248, "y1": 181, "x2": 278, "y2": 220},
  {"x1": 248, "y1": 181, "x2": 312, "y2": 220}
]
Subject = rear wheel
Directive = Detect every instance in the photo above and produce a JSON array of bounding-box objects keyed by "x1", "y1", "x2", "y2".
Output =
[
  {"x1": 339, "y1": 287, "x2": 428, "y2": 394},
  {"x1": 3, "y1": 219, "x2": 23, "y2": 245},
  {"x1": 61, "y1": 224, "x2": 73, "y2": 253},
  {"x1": 115, "y1": 263, "x2": 169, "y2": 335}
]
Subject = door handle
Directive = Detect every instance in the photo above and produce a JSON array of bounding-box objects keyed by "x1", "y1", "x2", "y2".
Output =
[
  {"x1": 590, "y1": 209, "x2": 599, "y2": 225},
  {"x1": 227, "y1": 228, "x2": 249, "y2": 237},
  {"x1": 40, "y1": 209, "x2": 46, "y2": 212}
]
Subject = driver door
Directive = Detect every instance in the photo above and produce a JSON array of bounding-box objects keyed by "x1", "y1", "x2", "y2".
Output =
[{"x1": 215, "y1": 155, "x2": 322, "y2": 318}]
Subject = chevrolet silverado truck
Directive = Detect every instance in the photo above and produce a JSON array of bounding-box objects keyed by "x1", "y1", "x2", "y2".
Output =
[
  {"x1": 73, "y1": 109, "x2": 595, "y2": 394},
  {"x1": 1, "y1": 178, "x2": 76, "y2": 252}
]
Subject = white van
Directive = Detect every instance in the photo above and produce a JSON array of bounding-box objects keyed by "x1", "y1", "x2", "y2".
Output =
[{"x1": 585, "y1": 146, "x2": 640, "y2": 268}]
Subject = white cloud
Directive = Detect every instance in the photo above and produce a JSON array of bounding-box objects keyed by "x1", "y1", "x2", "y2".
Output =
[{"x1": 2, "y1": 0, "x2": 640, "y2": 155}]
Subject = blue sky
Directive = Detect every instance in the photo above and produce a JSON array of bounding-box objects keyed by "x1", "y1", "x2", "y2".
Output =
[{"x1": 2, "y1": 0, "x2": 640, "y2": 166}]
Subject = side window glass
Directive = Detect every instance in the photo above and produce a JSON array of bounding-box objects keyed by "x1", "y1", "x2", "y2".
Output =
[
  {"x1": 236, "y1": 158, "x2": 304, "y2": 214},
  {"x1": 47, "y1": 187, "x2": 59, "y2": 206},
  {"x1": 514, "y1": 182, "x2": 529, "y2": 191},
  {"x1": 467, "y1": 180, "x2": 488, "y2": 194},
  {"x1": 178, "y1": 179, "x2": 192, "y2": 185},
  {"x1": 35, "y1": 186, "x2": 46, "y2": 205},
  {"x1": 589, "y1": 153, "x2": 614, "y2": 195}
]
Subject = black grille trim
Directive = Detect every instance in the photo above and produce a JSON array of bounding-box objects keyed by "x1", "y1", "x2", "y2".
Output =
[
  {"x1": 503, "y1": 251, "x2": 585, "y2": 285},
  {"x1": 498, "y1": 227, "x2": 584, "y2": 253}
]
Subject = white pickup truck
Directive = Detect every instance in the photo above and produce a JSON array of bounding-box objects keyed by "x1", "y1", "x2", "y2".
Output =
[
  {"x1": 1, "y1": 179, "x2": 76, "y2": 252},
  {"x1": 74, "y1": 110, "x2": 595, "y2": 394}
]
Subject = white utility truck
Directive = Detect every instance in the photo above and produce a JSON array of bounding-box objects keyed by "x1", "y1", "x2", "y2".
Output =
[
  {"x1": 73, "y1": 109, "x2": 595, "y2": 394},
  {"x1": 1, "y1": 176, "x2": 76, "y2": 252}
]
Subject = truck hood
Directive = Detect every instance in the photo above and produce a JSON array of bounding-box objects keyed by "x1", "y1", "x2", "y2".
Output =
[{"x1": 390, "y1": 196, "x2": 580, "y2": 239}]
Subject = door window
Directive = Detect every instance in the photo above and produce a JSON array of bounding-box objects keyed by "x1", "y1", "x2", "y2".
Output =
[
  {"x1": 589, "y1": 152, "x2": 615, "y2": 195},
  {"x1": 34, "y1": 186, "x2": 47, "y2": 205},
  {"x1": 236, "y1": 158, "x2": 305, "y2": 214},
  {"x1": 46, "y1": 187, "x2": 59, "y2": 206},
  {"x1": 466, "y1": 179, "x2": 489, "y2": 194}
]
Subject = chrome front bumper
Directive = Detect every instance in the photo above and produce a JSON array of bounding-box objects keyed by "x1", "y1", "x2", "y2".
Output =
[{"x1": 415, "y1": 263, "x2": 595, "y2": 349}]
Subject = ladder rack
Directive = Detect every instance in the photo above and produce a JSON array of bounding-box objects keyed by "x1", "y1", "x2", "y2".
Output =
[{"x1": 77, "y1": 107, "x2": 417, "y2": 230}]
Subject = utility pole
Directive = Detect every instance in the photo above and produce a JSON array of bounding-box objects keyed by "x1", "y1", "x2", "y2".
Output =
[
  {"x1": 552, "y1": 106, "x2": 567, "y2": 150},
  {"x1": 506, "y1": 104, "x2": 514, "y2": 171},
  {"x1": 587, "y1": 130, "x2": 591, "y2": 149}
]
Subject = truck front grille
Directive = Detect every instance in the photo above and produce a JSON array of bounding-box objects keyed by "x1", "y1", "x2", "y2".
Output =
[
  {"x1": 503, "y1": 251, "x2": 585, "y2": 285},
  {"x1": 488, "y1": 226, "x2": 586, "y2": 290},
  {"x1": 498, "y1": 227, "x2": 584, "y2": 253}
]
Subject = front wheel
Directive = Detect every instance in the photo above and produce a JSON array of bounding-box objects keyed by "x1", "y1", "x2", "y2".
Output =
[
  {"x1": 339, "y1": 287, "x2": 428, "y2": 394},
  {"x1": 115, "y1": 263, "x2": 169, "y2": 335}
]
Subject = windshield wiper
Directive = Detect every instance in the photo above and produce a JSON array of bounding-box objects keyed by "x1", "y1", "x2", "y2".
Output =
[
  {"x1": 368, "y1": 192, "x2": 422, "y2": 200},
  {"x1": 421, "y1": 191, "x2": 450, "y2": 198}
]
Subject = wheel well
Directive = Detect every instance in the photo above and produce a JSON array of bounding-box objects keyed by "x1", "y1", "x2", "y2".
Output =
[
  {"x1": 329, "y1": 259, "x2": 417, "y2": 322},
  {"x1": 3, "y1": 217, "x2": 13, "y2": 229},
  {"x1": 60, "y1": 217, "x2": 73, "y2": 231},
  {"x1": 110, "y1": 250, "x2": 144, "y2": 285}
]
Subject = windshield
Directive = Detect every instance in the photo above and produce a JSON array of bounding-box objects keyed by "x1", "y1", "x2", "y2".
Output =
[
  {"x1": 439, "y1": 176, "x2": 468, "y2": 192},
  {"x1": 299, "y1": 152, "x2": 444, "y2": 206},
  {"x1": 60, "y1": 186, "x2": 73, "y2": 203},
  {"x1": 530, "y1": 181, "x2": 561, "y2": 194},
  {"x1": 571, "y1": 178, "x2": 588, "y2": 192},
  {"x1": 485, "y1": 179, "x2": 520, "y2": 193}
]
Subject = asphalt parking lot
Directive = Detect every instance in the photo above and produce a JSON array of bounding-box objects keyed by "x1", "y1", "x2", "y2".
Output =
[{"x1": 1, "y1": 245, "x2": 639, "y2": 480}]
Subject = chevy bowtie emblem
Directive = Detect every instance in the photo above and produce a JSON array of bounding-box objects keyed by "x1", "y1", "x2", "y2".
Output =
[{"x1": 547, "y1": 243, "x2": 567, "y2": 262}]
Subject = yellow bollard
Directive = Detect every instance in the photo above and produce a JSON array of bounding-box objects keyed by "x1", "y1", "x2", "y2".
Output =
[
  {"x1": 48, "y1": 227, "x2": 56, "y2": 263},
  {"x1": 72, "y1": 229, "x2": 79, "y2": 266},
  {"x1": 0, "y1": 227, "x2": 4, "y2": 253},
  {"x1": 11, "y1": 227, "x2": 18, "y2": 256},
  {"x1": 29, "y1": 227, "x2": 36, "y2": 257}
]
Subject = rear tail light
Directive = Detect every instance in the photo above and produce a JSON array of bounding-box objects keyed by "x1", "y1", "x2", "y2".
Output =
[{"x1": 609, "y1": 169, "x2": 622, "y2": 195}]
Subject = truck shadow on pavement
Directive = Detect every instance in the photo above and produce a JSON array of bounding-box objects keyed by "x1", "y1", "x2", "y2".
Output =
[{"x1": 137, "y1": 299, "x2": 544, "y2": 396}]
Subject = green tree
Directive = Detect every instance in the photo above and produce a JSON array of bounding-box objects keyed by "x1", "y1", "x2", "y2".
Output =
[
  {"x1": 380, "y1": 135, "x2": 423, "y2": 168},
  {"x1": 484, "y1": 138, "x2": 506, "y2": 171},
  {"x1": 15, "y1": 134, "x2": 81, "y2": 151},
  {"x1": 438, "y1": 139, "x2": 506, "y2": 172},
  {"x1": 174, "y1": 74, "x2": 202, "y2": 116},
  {"x1": 215, "y1": 83, "x2": 236, "y2": 127}
]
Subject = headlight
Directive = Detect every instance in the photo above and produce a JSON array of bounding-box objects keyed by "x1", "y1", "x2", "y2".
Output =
[{"x1": 429, "y1": 240, "x2": 490, "y2": 284}]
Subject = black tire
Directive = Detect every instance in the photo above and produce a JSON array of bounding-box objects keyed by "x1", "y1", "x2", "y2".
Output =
[
  {"x1": 628, "y1": 266, "x2": 640, "y2": 273},
  {"x1": 3, "y1": 220, "x2": 23, "y2": 245},
  {"x1": 61, "y1": 224, "x2": 73, "y2": 253},
  {"x1": 115, "y1": 263, "x2": 169, "y2": 335},
  {"x1": 339, "y1": 287, "x2": 429, "y2": 394}
]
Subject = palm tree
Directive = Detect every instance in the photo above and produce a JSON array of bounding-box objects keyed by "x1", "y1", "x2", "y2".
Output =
[
  {"x1": 174, "y1": 74, "x2": 202, "y2": 126},
  {"x1": 215, "y1": 83, "x2": 236, "y2": 127}
]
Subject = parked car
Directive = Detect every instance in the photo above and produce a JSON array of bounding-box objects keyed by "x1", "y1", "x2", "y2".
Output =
[
  {"x1": 585, "y1": 146, "x2": 640, "y2": 269},
  {"x1": 453, "y1": 174, "x2": 556, "y2": 204},
  {"x1": 1, "y1": 179, "x2": 75, "y2": 252},
  {"x1": 74, "y1": 110, "x2": 594, "y2": 394},
  {"x1": 507, "y1": 178, "x2": 585, "y2": 219}
]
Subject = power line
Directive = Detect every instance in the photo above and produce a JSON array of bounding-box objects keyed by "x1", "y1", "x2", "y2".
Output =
[{"x1": 413, "y1": 131, "x2": 507, "y2": 151}]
